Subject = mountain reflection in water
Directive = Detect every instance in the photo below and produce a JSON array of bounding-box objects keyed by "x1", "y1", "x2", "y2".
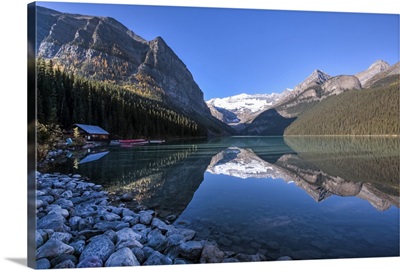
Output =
[{"x1": 45, "y1": 136, "x2": 399, "y2": 259}]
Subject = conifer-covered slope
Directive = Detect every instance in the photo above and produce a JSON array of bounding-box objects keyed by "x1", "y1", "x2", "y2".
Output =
[
  {"x1": 35, "y1": 5, "x2": 233, "y2": 137},
  {"x1": 284, "y1": 76, "x2": 399, "y2": 135},
  {"x1": 245, "y1": 60, "x2": 399, "y2": 136},
  {"x1": 36, "y1": 59, "x2": 208, "y2": 139}
]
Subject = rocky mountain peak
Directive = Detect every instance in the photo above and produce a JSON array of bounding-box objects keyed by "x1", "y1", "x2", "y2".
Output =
[
  {"x1": 36, "y1": 6, "x2": 233, "y2": 136},
  {"x1": 355, "y1": 59, "x2": 390, "y2": 87},
  {"x1": 313, "y1": 69, "x2": 331, "y2": 83},
  {"x1": 368, "y1": 59, "x2": 390, "y2": 71},
  {"x1": 292, "y1": 69, "x2": 331, "y2": 94}
]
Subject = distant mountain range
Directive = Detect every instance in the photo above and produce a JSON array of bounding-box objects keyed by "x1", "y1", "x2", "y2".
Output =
[
  {"x1": 205, "y1": 138, "x2": 399, "y2": 211},
  {"x1": 206, "y1": 90, "x2": 292, "y2": 126},
  {"x1": 207, "y1": 59, "x2": 399, "y2": 135},
  {"x1": 34, "y1": 5, "x2": 399, "y2": 137}
]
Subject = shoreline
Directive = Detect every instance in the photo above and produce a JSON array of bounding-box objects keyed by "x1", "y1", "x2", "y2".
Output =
[{"x1": 33, "y1": 171, "x2": 285, "y2": 268}]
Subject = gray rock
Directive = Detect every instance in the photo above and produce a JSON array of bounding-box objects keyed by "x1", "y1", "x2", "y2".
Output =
[
  {"x1": 132, "y1": 223, "x2": 147, "y2": 232},
  {"x1": 139, "y1": 211, "x2": 153, "y2": 225},
  {"x1": 70, "y1": 240, "x2": 85, "y2": 256},
  {"x1": 36, "y1": 239, "x2": 74, "y2": 260},
  {"x1": 54, "y1": 260, "x2": 76, "y2": 269},
  {"x1": 76, "y1": 256, "x2": 103, "y2": 268},
  {"x1": 73, "y1": 203, "x2": 99, "y2": 218},
  {"x1": 110, "y1": 206, "x2": 123, "y2": 215},
  {"x1": 100, "y1": 212, "x2": 121, "y2": 222},
  {"x1": 37, "y1": 213, "x2": 69, "y2": 232},
  {"x1": 36, "y1": 200, "x2": 45, "y2": 209},
  {"x1": 164, "y1": 234, "x2": 185, "y2": 258},
  {"x1": 72, "y1": 174, "x2": 81, "y2": 178},
  {"x1": 48, "y1": 208, "x2": 70, "y2": 218},
  {"x1": 121, "y1": 193, "x2": 134, "y2": 202},
  {"x1": 37, "y1": 229, "x2": 52, "y2": 243},
  {"x1": 45, "y1": 204, "x2": 62, "y2": 213},
  {"x1": 36, "y1": 258, "x2": 50, "y2": 269},
  {"x1": 131, "y1": 247, "x2": 145, "y2": 264},
  {"x1": 151, "y1": 218, "x2": 171, "y2": 234},
  {"x1": 115, "y1": 228, "x2": 143, "y2": 250},
  {"x1": 179, "y1": 241, "x2": 203, "y2": 261},
  {"x1": 276, "y1": 256, "x2": 292, "y2": 260},
  {"x1": 36, "y1": 189, "x2": 45, "y2": 196},
  {"x1": 104, "y1": 230, "x2": 117, "y2": 243},
  {"x1": 142, "y1": 246, "x2": 155, "y2": 260},
  {"x1": 143, "y1": 251, "x2": 173, "y2": 265},
  {"x1": 136, "y1": 229, "x2": 151, "y2": 244},
  {"x1": 54, "y1": 198, "x2": 74, "y2": 209},
  {"x1": 174, "y1": 258, "x2": 187, "y2": 264},
  {"x1": 224, "y1": 250, "x2": 236, "y2": 257},
  {"x1": 93, "y1": 184, "x2": 103, "y2": 191},
  {"x1": 200, "y1": 244, "x2": 225, "y2": 263},
  {"x1": 50, "y1": 232, "x2": 72, "y2": 243},
  {"x1": 105, "y1": 247, "x2": 140, "y2": 267},
  {"x1": 50, "y1": 254, "x2": 78, "y2": 267},
  {"x1": 79, "y1": 235, "x2": 115, "y2": 263},
  {"x1": 68, "y1": 216, "x2": 82, "y2": 231},
  {"x1": 223, "y1": 258, "x2": 240, "y2": 263},
  {"x1": 122, "y1": 215, "x2": 139, "y2": 226},
  {"x1": 168, "y1": 228, "x2": 196, "y2": 241},
  {"x1": 218, "y1": 237, "x2": 232, "y2": 246},
  {"x1": 66, "y1": 182, "x2": 77, "y2": 190},
  {"x1": 235, "y1": 253, "x2": 265, "y2": 262},
  {"x1": 228, "y1": 235, "x2": 242, "y2": 244},
  {"x1": 77, "y1": 229, "x2": 103, "y2": 239},
  {"x1": 77, "y1": 218, "x2": 93, "y2": 231},
  {"x1": 36, "y1": 232, "x2": 44, "y2": 248},
  {"x1": 165, "y1": 214, "x2": 177, "y2": 222},
  {"x1": 147, "y1": 229, "x2": 167, "y2": 251},
  {"x1": 49, "y1": 188, "x2": 64, "y2": 199},
  {"x1": 38, "y1": 195, "x2": 55, "y2": 204},
  {"x1": 93, "y1": 221, "x2": 129, "y2": 232},
  {"x1": 61, "y1": 190, "x2": 73, "y2": 199}
]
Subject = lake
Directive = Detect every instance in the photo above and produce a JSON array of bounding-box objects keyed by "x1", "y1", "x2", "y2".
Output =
[{"x1": 45, "y1": 136, "x2": 400, "y2": 260}]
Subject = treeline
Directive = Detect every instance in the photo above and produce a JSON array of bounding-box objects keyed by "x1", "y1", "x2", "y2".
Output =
[
  {"x1": 284, "y1": 136, "x2": 400, "y2": 191},
  {"x1": 284, "y1": 78, "x2": 399, "y2": 135},
  {"x1": 36, "y1": 58, "x2": 207, "y2": 139}
]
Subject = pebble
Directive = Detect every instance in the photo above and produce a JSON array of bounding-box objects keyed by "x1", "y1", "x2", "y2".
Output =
[
  {"x1": 121, "y1": 193, "x2": 134, "y2": 202},
  {"x1": 115, "y1": 228, "x2": 143, "y2": 250},
  {"x1": 179, "y1": 241, "x2": 203, "y2": 261},
  {"x1": 79, "y1": 235, "x2": 115, "y2": 263},
  {"x1": 33, "y1": 172, "x2": 281, "y2": 269},
  {"x1": 36, "y1": 239, "x2": 74, "y2": 260},
  {"x1": 76, "y1": 256, "x2": 103, "y2": 268},
  {"x1": 36, "y1": 258, "x2": 51, "y2": 269},
  {"x1": 200, "y1": 244, "x2": 225, "y2": 263},
  {"x1": 105, "y1": 247, "x2": 140, "y2": 267}
]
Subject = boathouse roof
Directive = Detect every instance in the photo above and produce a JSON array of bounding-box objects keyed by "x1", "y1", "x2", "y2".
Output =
[{"x1": 70, "y1": 124, "x2": 110, "y2": 135}]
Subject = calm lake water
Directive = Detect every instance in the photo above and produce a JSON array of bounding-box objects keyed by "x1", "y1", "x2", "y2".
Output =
[{"x1": 45, "y1": 136, "x2": 400, "y2": 260}]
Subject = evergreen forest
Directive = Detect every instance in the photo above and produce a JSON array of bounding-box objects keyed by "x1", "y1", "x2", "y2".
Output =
[
  {"x1": 284, "y1": 77, "x2": 400, "y2": 136},
  {"x1": 36, "y1": 59, "x2": 207, "y2": 139}
]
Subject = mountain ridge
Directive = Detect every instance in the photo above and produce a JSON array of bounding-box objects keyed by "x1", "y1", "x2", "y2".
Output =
[
  {"x1": 208, "y1": 59, "x2": 398, "y2": 136},
  {"x1": 36, "y1": 5, "x2": 233, "y2": 136}
]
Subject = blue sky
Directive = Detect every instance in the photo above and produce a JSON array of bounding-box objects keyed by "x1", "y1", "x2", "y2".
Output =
[{"x1": 37, "y1": 1, "x2": 399, "y2": 100}]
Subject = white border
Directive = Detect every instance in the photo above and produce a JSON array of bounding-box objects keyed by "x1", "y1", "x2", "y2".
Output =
[{"x1": 0, "y1": 1, "x2": 398, "y2": 270}]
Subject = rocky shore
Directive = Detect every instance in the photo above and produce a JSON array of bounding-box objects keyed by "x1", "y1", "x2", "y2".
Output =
[{"x1": 35, "y1": 172, "x2": 283, "y2": 269}]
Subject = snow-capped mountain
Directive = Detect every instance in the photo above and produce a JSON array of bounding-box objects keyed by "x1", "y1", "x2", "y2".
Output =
[
  {"x1": 206, "y1": 147, "x2": 286, "y2": 179},
  {"x1": 206, "y1": 89, "x2": 293, "y2": 125}
]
